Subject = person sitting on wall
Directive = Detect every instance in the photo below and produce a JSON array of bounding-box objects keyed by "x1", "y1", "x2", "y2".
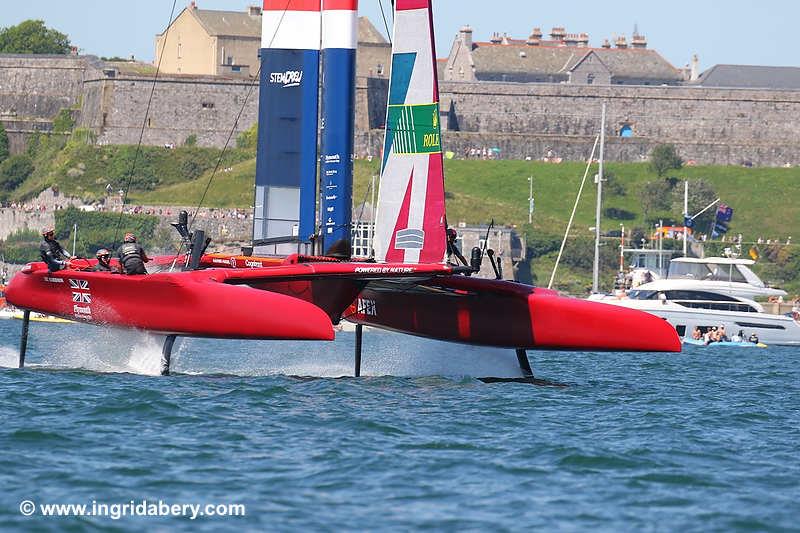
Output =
[
  {"x1": 117, "y1": 233, "x2": 150, "y2": 275},
  {"x1": 39, "y1": 227, "x2": 74, "y2": 272},
  {"x1": 92, "y1": 249, "x2": 117, "y2": 273}
]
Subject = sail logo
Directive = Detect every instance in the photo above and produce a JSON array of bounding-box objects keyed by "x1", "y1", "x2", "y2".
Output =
[
  {"x1": 270, "y1": 70, "x2": 303, "y2": 88},
  {"x1": 395, "y1": 228, "x2": 425, "y2": 250},
  {"x1": 387, "y1": 103, "x2": 442, "y2": 155}
]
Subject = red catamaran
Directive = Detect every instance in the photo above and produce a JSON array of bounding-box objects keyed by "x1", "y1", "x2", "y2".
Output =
[{"x1": 6, "y1": 0, "x2": 680, "y2": 379}]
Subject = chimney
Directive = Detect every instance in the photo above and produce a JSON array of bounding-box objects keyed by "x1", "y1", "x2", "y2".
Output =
[
  {"x1": 189, "y1": 1, "x2": 197, "y2": 9},
  {"x1": 459, "y1": 25, "x2": 473, "y2": 50},
  {"x1": 531, "y1": 27, "x2": 543, "y2": 40},
  {"x1": 501, "y1": 33, "x2": 510, "y2": 45},
  {"x1": 489, "y1": 32, "x2": 502, "y2": 44},
  {"x1": 615, "y1": 36, "x2": 628, "y2": 48},
  {"x1": 690, "y1": 54, "x2": 700, "y2": 81},
  {"x1": 70, "y1": 45, "x2": 79, "y2": 56},
  {"x1": 631, "y1": 32, "x2": 647, "y2": 48},
  {"x1": 578, "y1": 33, "x2": 590, "y2": 47},
  {"x1": 564, "y1": 34, "x2": 579, "y2": 47},
  {"x1": 602, "y1": 39, "x2": 611, "y2": 49},
  {"x1": 550, "y1": 27, "x2": 566, "y2": 42},
  {"x1": 248, "y1": 5, "x2": 262, "y2": 16}
]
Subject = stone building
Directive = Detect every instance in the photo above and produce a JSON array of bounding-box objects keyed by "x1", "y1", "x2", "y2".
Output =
[
  {"x1": 443, "y1": 26, "x2": 683, "y2": 86},
  {"x1": 154, "y1": 5, "x2": 391, "y2": 79},
  {"x1": 154, "y1": 3, "x2": 263, "y2": 77}
]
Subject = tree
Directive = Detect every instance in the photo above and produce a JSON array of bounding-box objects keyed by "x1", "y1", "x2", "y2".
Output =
[
  {"x1": 638, "y1": 179, "x2": 673, "y2": 220},
  {"x1": 0, "y1": 123, "x2": 8, "y2": 164},
  {"x1": 0, "y1": 154, "x2": 34, "y2": 192},
  {"x1": 0, "y1": 20, "x2": 71, "y2": 54},
  {"x1": 649, "y1": 144, "x2": 683, "y2": 177}
]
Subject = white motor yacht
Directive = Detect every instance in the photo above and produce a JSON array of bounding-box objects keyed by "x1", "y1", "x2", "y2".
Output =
[{"x1": 590, "y1": 257, "x2": 800, "y2": 345}]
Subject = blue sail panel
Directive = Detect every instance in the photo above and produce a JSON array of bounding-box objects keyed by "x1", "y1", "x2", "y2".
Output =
[
  {"x1": 253, "y1": 48, "x2": 320, "y2": 247},
  {"x1": 319, "y1": 47, "x2": 356, "y2": 257}
]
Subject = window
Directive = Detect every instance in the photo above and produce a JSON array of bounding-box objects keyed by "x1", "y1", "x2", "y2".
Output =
[
  {"x1": 227, "y1": 56, "x2": 234, "y2": 65},
  {"x1": 201, "y1": 102, "x2": 215, "y2": 109},
  {"x1": 587, "y1": 73, "x2": 595, "y2": 85}
]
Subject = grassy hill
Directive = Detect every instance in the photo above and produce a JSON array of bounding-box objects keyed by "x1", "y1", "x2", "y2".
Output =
[{"x1": 7, "y1": 139, "x2": 800, "y2": 294}]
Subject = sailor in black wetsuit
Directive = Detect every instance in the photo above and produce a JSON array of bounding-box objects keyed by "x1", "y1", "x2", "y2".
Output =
[
  {"x1": 39, "y1": 227, "x2": 73, "y2": 272},
  {"x1": 92, "y1": 248, "x2": 116, "y2": 272},
  {"x1": 118, "y1": 233, "x2": 150, "y2": 275}
]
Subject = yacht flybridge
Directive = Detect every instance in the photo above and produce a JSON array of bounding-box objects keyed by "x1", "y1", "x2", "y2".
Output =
[
  {"x1": 592, "y1": 257, "x2": 800, "y2": 345},
  {"x1": 656, "y1": 257, "x2": 787, "y2": 300}
]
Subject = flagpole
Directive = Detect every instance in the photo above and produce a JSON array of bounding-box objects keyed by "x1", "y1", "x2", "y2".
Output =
[{"x1": 683, "y1": 181, "x2": 688, "y2": 256}]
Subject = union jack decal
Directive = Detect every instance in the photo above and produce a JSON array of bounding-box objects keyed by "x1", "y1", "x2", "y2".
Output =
[
  {"x1": 72, "y1": 292, "x2": 91, "y2": 304},
  {"x1": 68, "y1": 279, "x2": 90, "y2": 290}
]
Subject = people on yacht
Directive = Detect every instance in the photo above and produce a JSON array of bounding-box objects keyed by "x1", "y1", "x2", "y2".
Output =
[
  {"x1": 748, "y1": 332, "x2": 759, "y2": 344},
  {"x1": 691, "y1": 327, "x2": 702, "y2": 340},
  {"x1": 718, "y1": 326, "x2": 729, "y2": 342},
  {"x1": 731, "y1": 330, "x2": 745, "y2": 342}
]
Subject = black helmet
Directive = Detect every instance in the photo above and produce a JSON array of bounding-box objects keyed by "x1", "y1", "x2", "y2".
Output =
[{"x1": 96, "y1": 248, "x2": 111, "y2": 261}]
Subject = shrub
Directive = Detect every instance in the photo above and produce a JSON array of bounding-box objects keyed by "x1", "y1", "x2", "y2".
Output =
[
  {"x1": 603, "y1": 207, "x2": 636, "y2": 220},
  {"x1": 235, "y1": 123, "x2": 258, "y2": 151},
  {"x1": 0, "y1": 228, "x2": 40, "y2": 263},
  {"x1": 184, "y1": 134, "x2": 198, "y2": 147},
  {"x1": 0, "y1": 154, "x2": 34, "y2": 192},
  {"x1": 53, "y1": 108, "x2": 76, "y2": 133},
  {"x1": 0, "y1": 123, "x2": 8, "y2": 163},
  {"x1": 55, "y1": 207, "x2": 158, "y2": 257},
  {"x1": 650, "y1": 144, "x2": 683, "y2": 177}
]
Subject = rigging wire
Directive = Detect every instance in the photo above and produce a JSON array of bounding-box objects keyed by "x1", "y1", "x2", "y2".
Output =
[
  {"x1": 548, "y1": 134, "x2": 600, "y2": 290},
  {"x1": 111, "y1": 0, "x2": 178, "y2": 250},
  {"x1": 188, "y1": 0, "x2": 296, "y2": 232},
  {"x1": 378, "y1": 0, "x2": 393, "y2": 45}
]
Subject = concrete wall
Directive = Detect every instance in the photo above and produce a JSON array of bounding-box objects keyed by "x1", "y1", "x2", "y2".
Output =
[{"x1": 0, "y1": 208, "x2": 55, "y2": 241}]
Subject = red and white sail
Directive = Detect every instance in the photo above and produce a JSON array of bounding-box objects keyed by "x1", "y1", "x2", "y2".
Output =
[{"x1": 373, "y1": 0, "x2": 447, "y2": 264}]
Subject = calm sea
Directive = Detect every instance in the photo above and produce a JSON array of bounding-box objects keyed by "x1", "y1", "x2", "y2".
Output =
[{"x1": 0, "y1": 319, "x2": 798, "y2": 532}]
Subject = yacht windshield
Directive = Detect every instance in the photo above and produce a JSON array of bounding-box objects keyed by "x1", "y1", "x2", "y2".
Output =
[{"x1": 667, "y1": 262, "x2": 748, "y2": 283}]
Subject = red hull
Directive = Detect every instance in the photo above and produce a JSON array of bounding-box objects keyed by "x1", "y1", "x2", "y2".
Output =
[{"x1": 347, "y1": 276, "x2": 681, "y2": 352}]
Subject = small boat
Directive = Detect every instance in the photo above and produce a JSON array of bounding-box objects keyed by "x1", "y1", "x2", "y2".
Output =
[{"x1": 682, "y1": 338, "x2": 767, "y2": 348}]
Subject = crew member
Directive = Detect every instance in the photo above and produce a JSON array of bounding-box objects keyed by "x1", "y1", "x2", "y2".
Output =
[
  {"x1": 118, "y1": 233, "x2": 150, "y2": 275},
  {"x1": 39, "y1": 227, "x2": 73, "y2": 272},
  {"x1": 92, "y1": 248, "x2": 116, "y2": 272},
  {"x1": 748, "y1": 332, "x2": 759, "y2": 344}
]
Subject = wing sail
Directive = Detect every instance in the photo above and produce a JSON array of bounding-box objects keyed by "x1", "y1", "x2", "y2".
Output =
[
  {"x1": 373, "y1": 0, "x2": 447, "y2": 264},
  {"x1": 253, "y1": 0, "x2": 322, "y2": 255}
]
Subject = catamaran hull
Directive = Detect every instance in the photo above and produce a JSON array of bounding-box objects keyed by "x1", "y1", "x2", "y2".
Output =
[
  {"x1": 348, "y1": 277, "x2": 682, "y2": 352},
  {"x1": 5, "y1": 263, "x2": 335, "y2": 340},
  {"x1": 591, "y1": 297, "x2": 800, "y2": 346}
]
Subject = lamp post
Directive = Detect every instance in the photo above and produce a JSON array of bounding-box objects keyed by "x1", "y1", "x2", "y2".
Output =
[{"x1": 528, "y1": 176, "x2": 534, "y2": 224}]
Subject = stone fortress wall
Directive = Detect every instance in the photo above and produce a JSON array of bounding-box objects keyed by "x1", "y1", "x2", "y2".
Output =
[{"x1": 2, "y1": 54, "x2": 800, "y2": 167}]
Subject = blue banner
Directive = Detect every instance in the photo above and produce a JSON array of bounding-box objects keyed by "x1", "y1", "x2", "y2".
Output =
[
  {"x1": 253, "y1": 48, "x2": 320, "y2": 245},
  {"x1": 319, "y1": 48, "x2": 356, "y2": 257}
]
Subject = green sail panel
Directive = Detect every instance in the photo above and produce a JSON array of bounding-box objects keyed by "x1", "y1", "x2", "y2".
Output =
[{"x1": 386, "y1": 103, "x2": 442, "y2": 155}]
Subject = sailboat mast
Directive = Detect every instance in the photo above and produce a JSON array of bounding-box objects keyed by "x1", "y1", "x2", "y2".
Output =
[
  {"x1": 683, "y1": 180, "x2": 689, "y2": 256},
  {"x1": 592, "y1": 103, "x2": 606, "y2": 293},
  {"x1": 320, "y1": 0, "x2": 358, "y2": 257}
]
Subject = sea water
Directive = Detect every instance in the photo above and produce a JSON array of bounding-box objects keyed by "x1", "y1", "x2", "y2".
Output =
[{"x1": 0, "y1": 319, "x2": 797, "y2": 531}]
